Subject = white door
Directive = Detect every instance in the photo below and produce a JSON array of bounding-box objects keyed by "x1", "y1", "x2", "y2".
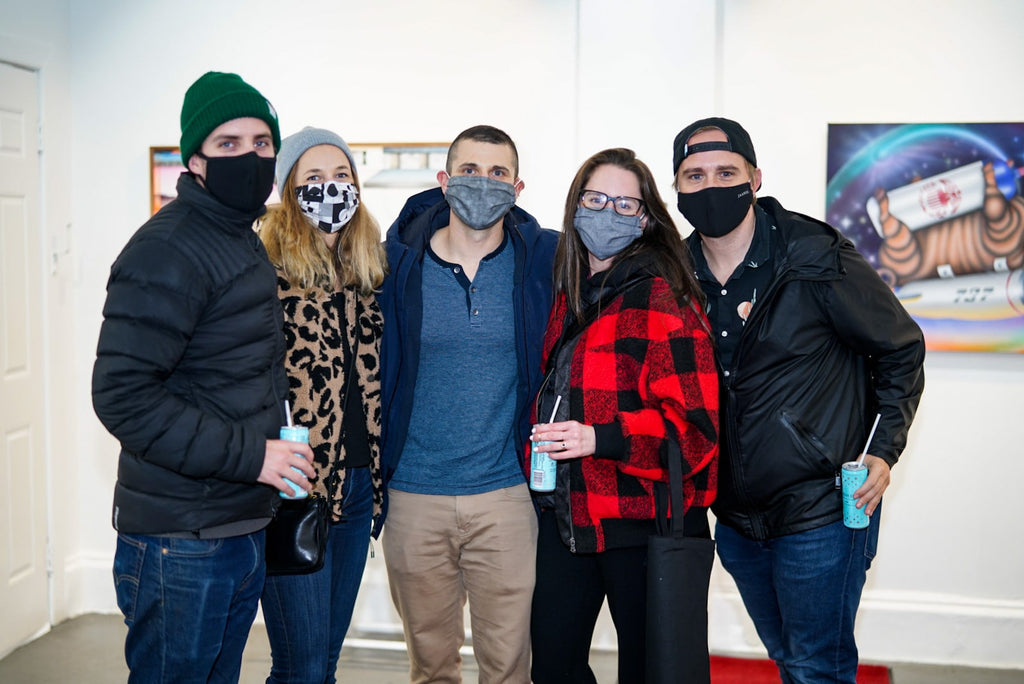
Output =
[{"x1": 0, "y1": 61, "x2": 49, "y2": 656}]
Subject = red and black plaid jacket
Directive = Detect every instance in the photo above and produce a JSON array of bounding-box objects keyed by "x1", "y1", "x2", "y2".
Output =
[{"x1": 534, "y1": 276, "x2": 719, "y2": 552}]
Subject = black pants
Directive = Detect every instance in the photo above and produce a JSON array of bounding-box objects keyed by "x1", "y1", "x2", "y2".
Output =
[{"x1": 530, "y1": 510, "x2": 647, "y2": 684}]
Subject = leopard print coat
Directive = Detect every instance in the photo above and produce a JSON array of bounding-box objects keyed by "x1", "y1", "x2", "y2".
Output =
[{"x1": 277, "y1": 270, "x2": 384, "y2": 524}]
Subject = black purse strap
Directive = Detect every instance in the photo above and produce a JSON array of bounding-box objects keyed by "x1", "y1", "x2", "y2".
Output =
[
  {"x1": 653, "y1": 422, "x2": 708, "y2": 538},
  {"x1": 666, "y1": 427, "x2": 686, "y2": 536}
]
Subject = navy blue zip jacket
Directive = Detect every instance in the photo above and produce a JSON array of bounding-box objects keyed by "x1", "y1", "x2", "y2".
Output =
[{"x1": 375, "y1": 187, "x2": 557, "y2": 537}]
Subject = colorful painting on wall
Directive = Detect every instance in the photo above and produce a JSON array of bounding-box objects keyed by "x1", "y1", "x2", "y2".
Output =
[
  {"x1": 826, "y1": 123, "x2": 1024, "y2": 353},
  {"x1": 149, "y1": 147, "x2": 185, "y2": 215}
]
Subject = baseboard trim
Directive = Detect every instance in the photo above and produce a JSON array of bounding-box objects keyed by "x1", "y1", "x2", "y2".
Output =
[{"x1": 710, "y1": 588, "x2": 1024, "y2": 669}]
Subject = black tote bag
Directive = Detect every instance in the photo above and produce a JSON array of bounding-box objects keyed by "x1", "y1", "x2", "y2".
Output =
[{"x1": 645, "y1": 433, "x2": 716, "y2": 684}]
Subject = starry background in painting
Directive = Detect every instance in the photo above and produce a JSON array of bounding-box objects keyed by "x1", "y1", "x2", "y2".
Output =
[{"x1": 825, "y1": 123, "x2": 1024, "y2": 270}]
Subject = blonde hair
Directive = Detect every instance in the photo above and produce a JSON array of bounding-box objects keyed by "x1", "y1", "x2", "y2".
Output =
[{"x1": 260, "y1": 164, "x2": 386, "y2": 294}]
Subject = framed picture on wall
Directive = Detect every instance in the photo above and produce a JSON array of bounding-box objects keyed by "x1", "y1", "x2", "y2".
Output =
[
  {"x1": 149, "y1": 146, "x2": 185, "y2": 215},
  {"x1": 149, "y1": 141, "x2": 451, "y2": 227},
  {"x1": 825, "y1": 122, "x2": 1024, "y2": 353},
  {"x1": 348, "y1": 142, "x2": 449, "y2": 228}
]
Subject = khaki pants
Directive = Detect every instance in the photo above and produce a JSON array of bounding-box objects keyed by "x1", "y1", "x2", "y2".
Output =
[{"x1": 382, "y1": 485, "x2": 538, "y2": 684}]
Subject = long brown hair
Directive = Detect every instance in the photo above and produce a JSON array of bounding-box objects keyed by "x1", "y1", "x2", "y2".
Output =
[
  {"x1": 259, "y1": 159, "x2": 386, "y2": 294},
  {"x1": 555, "y1": 147, "x2": 704, "y2": 318}
]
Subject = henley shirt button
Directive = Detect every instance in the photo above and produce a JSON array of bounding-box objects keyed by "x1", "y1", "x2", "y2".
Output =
[
  {"x1": 472, "y1": 309, "x2": 479, "y2": 316},
  {"x1": 724, "y1": 370, "x2": 731, "y2": 377},
  {"x1": 721, "y1": 288, "x2": 727, "y2": 295},
  {"x1": 454, "y1": 266, "x2": 461, "y2": 274},
  {"x1": 721, "y1": 330, "x2": 728, "y2": 337},
  {"x1": 471, "y1": 286, "x2": 477, "y2": 293}
]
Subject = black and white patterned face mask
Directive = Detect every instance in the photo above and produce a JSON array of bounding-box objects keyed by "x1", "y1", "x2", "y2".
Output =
[{"x1": 295, "y1": 181, "x2": 360, "y2": 233}]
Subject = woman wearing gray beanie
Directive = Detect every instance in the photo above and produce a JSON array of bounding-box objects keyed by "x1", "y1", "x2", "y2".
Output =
[{"x1": 259, "y1": 127, "x2": 386, "y2": 683}]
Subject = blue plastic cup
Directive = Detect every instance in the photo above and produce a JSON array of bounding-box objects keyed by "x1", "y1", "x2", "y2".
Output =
[
  {"x1": 841, "y1": 461, "x2": 869, "y2": 529},
  {"x1": 530, "y1": 441, "x2": 556, "y2": 492},
  {"x1": 279, "y1": 425, "x2": 310, "y2": 499}
]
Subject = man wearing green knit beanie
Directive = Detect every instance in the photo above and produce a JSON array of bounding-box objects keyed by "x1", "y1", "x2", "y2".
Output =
[
  {"x1": 178, "y1": 71, "x2": 281, "y2": 213},
  {"x1": 93, "y1": 71, "x2": 315, "y2": 682}
]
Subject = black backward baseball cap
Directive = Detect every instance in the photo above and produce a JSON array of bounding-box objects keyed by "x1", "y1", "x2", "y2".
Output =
[{"x1": 672, "y1": 117, "x2": 757, "y2": 174}]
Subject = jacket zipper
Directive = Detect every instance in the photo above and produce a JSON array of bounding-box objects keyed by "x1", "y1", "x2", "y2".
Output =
[
  {"x1": 534, "y1": 312, "x2": 577, "y2": 554},
  {"x1": 569, "y1": 491, "x2": 577, "y2": 553},
  {"x1": 386, "y1": 246, "x2": 410, "y2": 429},
  {"x1": 727, "y1": 269, "x2": 792, "y2": 539}
]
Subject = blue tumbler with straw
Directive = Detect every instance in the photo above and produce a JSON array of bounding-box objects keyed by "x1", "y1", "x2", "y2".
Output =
[
  {"x1": 279, "y1": 401, "x2": 309, "y2": 499},
  {"x1": 842, "y1": 413, "x2": 881, "y2": 529},
  {"x1": 530, "y1": 395, "x2": 562, "y2": 493},
  {"x1": 841, "y1": 462, "x2": 869, "y2": 528}
]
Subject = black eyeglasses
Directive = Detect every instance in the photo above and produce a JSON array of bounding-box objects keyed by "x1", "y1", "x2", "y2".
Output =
[{"x1": 579, "y1": 190, "x2": 644, "y2": 217}]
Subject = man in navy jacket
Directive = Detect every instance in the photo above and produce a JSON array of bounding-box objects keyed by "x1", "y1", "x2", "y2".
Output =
[{"x1": 378, "y1": 125, "x2": 556, "y2": 683}]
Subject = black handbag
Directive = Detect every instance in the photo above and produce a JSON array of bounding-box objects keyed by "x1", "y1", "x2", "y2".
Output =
[
  {"x1": 645, "y1": 431, "x2": 716, "y2": 684},
  {"x1": 265, "y1": 493, "x2": 329, "y2": 576}
]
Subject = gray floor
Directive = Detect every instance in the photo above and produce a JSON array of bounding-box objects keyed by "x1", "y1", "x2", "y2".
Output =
[{"x1": 0, "y1": 613, "x2": 1022, "y2": 683}]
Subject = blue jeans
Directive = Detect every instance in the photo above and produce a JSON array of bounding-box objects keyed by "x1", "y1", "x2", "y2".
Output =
[
  {"x1": 113, "y1": 530, "x2": 266, "y2": 683},
  {"x1": 715, "y1": 507, "x2": 881, "y2": 684},
  {"x1": 262, "y1": 466, "x2": 374, "y2": 684}
]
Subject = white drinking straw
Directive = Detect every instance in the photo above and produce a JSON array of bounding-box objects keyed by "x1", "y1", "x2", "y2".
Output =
[
  {"x1": 856, "y1": 413, "x2": 882, "y2": 466},
  {"x1": 548, "y1": 395, "x2": 562, "y2": 424},
  {"x1": 284, "y1": 399, "x2": 293, "y2": 428}
]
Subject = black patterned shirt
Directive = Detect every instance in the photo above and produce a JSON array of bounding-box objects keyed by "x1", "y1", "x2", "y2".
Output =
[{"x1": 691, "y1": 206, "x2": 776, "y2": 380}]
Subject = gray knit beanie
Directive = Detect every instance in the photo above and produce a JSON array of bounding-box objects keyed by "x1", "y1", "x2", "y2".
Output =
[{"x1": 275, "y1": 127, "x2": 356, "y2": 190}]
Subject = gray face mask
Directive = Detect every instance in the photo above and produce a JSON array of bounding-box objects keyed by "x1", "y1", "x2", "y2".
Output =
[
  {"x1": 445, "y1": 176, "x2": 516, "y2": 230},
  {"x1": 573, "y1": 206, "x2": 644, "y2": 260}
]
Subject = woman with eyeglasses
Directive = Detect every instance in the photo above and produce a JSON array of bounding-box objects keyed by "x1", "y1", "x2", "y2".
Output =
[
  {"x1": 528, "y1": 148, "x2": 719, "y2": 684},
  {"x1": 258, "y1": 127, "x2": 386, "y2": 683}
]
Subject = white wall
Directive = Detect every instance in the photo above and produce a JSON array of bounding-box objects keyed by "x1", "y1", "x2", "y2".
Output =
[
  {"x1": 0, "y1": 0, "x2": 78, "y2": 626},
  {"x1": 2, "y1": 0, "x2": 1021, "y2": 670}
]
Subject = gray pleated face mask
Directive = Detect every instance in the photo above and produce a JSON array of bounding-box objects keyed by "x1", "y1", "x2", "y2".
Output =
[
  {"x1": 445, "y1": 176, "x2": 517, "y2": 230},
  {"x1": 573, "y1": 207, "x2": 643, "y2": 260}
]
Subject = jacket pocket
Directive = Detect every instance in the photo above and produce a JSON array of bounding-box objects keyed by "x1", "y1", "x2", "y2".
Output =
[{"x1": 778, "y1": 409, "x2": 836, "y2": 475}]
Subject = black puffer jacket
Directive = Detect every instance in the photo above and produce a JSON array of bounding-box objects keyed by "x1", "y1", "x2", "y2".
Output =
[
  {"x1": 688, "y1": 197, "x2": 925, "y2": 541},
  {"x1": 93, "y1": 173, "x2": 288, "y2": 535}
]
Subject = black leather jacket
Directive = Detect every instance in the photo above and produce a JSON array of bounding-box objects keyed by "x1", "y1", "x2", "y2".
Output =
[
  {"x1": 688, "y1": 197, "x2": 925, "y2": 541},
  {"x1": 93, "y1": 174, "x2": 288, "y2": 536}
]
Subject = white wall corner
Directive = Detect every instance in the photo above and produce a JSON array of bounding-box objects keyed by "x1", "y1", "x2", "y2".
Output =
[{"x1": 61, "y1": 551, "x2": 118, "y2": 618}]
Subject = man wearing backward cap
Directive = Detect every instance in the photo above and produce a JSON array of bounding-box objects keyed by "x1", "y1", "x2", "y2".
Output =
[
  {"x1": 673, "y1": 117, "x2": 926, "y2": 683},
  {"x1": 92, "y1": 71, "x2": 315, "y2": 682}
]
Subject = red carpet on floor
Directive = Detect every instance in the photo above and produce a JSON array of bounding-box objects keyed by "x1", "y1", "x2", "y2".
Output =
[{"x1": 709, "y1": 655, "x2": 891, "y2": 683}]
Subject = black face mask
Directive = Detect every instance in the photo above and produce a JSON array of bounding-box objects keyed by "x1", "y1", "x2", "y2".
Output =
[
  {"x1": 198, "y1": 151, "x2": 276, "y2": 213},
  {"x1": 677, "y1": 183, "x2": 753, "y2": 238}
]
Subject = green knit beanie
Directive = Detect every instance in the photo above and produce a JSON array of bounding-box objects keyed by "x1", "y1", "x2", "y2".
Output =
[{"x1": 179, "y1": 71, "x2": 281, "y2": 163}]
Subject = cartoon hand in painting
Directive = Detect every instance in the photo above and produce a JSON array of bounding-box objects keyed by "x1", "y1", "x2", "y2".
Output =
[{"x1": 874, "y1": 161, "x2": 1024, "y2": 287}]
